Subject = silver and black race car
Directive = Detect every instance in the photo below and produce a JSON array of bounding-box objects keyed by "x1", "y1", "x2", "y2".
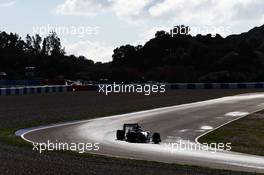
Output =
[{"x1": 116, "y1": 123, "x2": 161, "y2": 144}]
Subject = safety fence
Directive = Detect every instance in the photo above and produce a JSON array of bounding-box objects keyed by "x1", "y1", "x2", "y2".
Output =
[
  {"x1": 1, "y1": 82, "x2": 264, "y2": 96},
  {"x1": 166, "y1": 82, "x2": 264, "y2": 89},
  {"x1": 72, "y1": 83, "x2": 264, "y2": 91}
]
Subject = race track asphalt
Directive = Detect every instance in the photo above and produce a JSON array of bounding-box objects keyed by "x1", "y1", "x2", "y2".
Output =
[{"x1": 21, "y1": 93, "x2": 264, "y2": 173}]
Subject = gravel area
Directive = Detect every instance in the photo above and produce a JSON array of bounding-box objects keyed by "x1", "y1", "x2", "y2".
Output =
[{"x1": 0, "y1": 89, "x2": 262, "y2": 175}]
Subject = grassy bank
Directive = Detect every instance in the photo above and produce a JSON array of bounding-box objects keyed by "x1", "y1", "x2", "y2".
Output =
[{"x1": 198, "y1": 111, "x2": 264, "y2": 156}]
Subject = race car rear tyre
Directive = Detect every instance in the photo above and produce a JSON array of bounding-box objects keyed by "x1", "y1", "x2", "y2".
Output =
[
  {"x1": 116, "y1": 130, "x2": 125, "y2": 140},
  {"x1": 152, "y1": 133, "x2": 161, "y2": 144}
]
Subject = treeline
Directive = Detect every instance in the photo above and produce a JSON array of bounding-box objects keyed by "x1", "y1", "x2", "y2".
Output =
[
  {"x1": 1, "y1": 25, "x2": 264, "y2": 83},
  {"x1": 0, "y1": 31, "x2": 101, "y2": 80},
  {"x1": 111, "y1": 25, "x2": 264, "y2": 83}
]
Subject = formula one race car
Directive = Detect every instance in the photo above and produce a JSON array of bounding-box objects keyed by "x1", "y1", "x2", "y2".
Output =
[{"x1": 116, "y1": 123, "x2": 161, "y2": 144}]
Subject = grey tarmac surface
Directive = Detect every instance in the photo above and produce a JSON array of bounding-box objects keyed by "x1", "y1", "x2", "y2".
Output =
[{"x1": 22, "y1": 93, "x2": 264, "y2": 173}]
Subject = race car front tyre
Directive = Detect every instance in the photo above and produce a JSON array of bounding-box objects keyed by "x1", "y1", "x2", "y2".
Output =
[{"x1": 116, "y1": 130, "x2": 125, "y2": 140}]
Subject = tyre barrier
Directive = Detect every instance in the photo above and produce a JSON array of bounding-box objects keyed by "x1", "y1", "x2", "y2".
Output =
[
  {"x1": 166, "y1": 82, "x2": 264, "y2": 90},
  {"x1": 1, "y1": 83, "x2": 264, "y2": 96},
  {"x1": 72, "y1": 85, "x2": 98, "y2": 91},
  {"x1": 0, "y1": 85, "x2": 72, "y2": 96},
  {"x1": 72, "y1": 83, "x2": 264, "y2": 92}
]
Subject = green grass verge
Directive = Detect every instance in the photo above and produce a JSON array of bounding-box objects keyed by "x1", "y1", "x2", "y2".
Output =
[{"x1": 198, "y1": 111, "x2": 264, "y2": 156}]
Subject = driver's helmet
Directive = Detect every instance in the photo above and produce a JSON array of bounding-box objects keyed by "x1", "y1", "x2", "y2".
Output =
[{"x1": 134, "y1": 125, "x2": 143, "y2": 132}]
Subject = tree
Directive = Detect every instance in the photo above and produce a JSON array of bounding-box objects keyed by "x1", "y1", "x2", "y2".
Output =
[
  {"x1": 32, "y1": 34, "x2": 42, "y2": 54},
  {"x1": 25, "y1": 34, "x2": 33, "y2": 51},
  {"x1": 43, "y1": 31, "x2": 65, "y2": 56},
  {"x1": 112, "y1": 45, "x2": 137, "y2": 65},
  {"x1": 155, "y1": 31, "x2": 167, "y2": 38},
  {"x1": 41, "y1": 38, "x2": 49, "y2": 55}
]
